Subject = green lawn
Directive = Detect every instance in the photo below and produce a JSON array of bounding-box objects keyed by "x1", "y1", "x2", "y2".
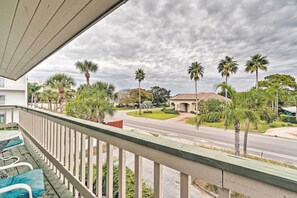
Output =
[
  {"x1": 185, "y1": 117, "x2": 297, "y2": 133},
  {"x1": 115, "y1": 107, "x2": 136, "y2": 111},
  {"x1": 127, "y1": 110, "x2": 179, "y2": 120}
]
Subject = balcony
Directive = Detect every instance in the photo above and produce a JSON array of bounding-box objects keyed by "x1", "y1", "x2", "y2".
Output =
[{"x1": 1, "y1": 105, "x2": 297, "y2": 198}]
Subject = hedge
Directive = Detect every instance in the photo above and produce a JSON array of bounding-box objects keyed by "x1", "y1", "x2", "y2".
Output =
[{"x1": 161, "y1": 108, "x2": 180, "y2": 115}]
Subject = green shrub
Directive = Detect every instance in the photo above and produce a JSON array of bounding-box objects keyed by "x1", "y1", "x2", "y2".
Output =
[
  {"x1": 280, "y1": 114, "x2": 297, "y2": 123},
  {"x1": 161, "y1": 108, "x2": 179, "y2": 115},
  {"x1": 204, "y1": 112, "x2": 221, "y2": 123},
  {"x1": 259, "y1": 108, "x2": 277, "y2": 123}
]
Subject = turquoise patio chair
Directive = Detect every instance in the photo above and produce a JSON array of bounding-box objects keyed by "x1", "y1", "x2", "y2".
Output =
[
  {"x1": 0, "y1": 162, "x2": 44, "y2": 198},
  {"x1": 0, "y1": 130, "x2": 24, "y2": 164}
]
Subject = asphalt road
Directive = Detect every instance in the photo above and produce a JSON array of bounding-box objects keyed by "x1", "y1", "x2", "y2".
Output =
[{"x1": 107, "y1": 110, "x2": 297, "y2": 165}]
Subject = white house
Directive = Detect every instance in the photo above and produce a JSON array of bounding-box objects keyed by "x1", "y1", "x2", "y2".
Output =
[{"x1": 0, "y1": 76, "x2": 27, "y2": 124}]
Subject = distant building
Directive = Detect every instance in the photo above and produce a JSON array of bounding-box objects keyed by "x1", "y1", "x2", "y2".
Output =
[
  {"x1": 170, "y1": 92, "x2": 230, "y2": 112},
  {"x1": 0, "y1": 76, "x2": 27, "y2": 124}
]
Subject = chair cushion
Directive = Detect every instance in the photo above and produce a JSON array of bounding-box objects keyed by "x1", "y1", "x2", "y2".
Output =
[
  {"x1": 5, "y1": 137, "x2": 23, "y2": 149},
  {"x1": 0, "y1": 169, "x2": 44, "y2": 198}
]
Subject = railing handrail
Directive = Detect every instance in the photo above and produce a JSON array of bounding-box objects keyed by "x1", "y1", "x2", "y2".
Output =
[{"x1": 2, "y1": 105, "x2": 297, "y2": 194}]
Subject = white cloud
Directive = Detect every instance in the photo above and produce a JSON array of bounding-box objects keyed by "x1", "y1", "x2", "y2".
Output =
[{"x1": 29, "y1": 0, "x2": 297, "y2": 95}]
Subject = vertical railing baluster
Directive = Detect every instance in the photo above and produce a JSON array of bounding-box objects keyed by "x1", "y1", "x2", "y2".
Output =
[
  {"x1": 64, "y1": 127, "x2": 69, "y2": 187},
  {"x1": 106, "y1": 144, "x2": 113, "y2": 198},
  {"x1": 69, "y1": 129, "x2": 74, "y2": 193},
  {"x1": 135, "y1": 155, "x2": 143, "y2": 198},
  {"x1": 60, "y1": 125, "x2": 65, "y2": 181},
  {"x1": 87, "y1": 136, "x2": 94, "y2": 191},
  {"x1": 119, "y1": 149, "x2": 126, "y2": 198},
  {"x1": 56, "y1": 123, "x2": 60, "y2": 177},
  {"x1": 80, "y1": 134, "x2": 86, "y2": 185},
  {"x1": 180, "y1": 173, "x2": 190, "y2": 198},
  {"x1": 96, "y1": 140, "x2": 102, "y2": 198},
  {"x1": 74, "y1": 131, "x2": 80, "y2": 198},
  {"x1": 53, "y1": 122, "x2": 57, "y2": 173},
  {"x1": 154, "y1": 162, "x2": 163, "y2": 198}
]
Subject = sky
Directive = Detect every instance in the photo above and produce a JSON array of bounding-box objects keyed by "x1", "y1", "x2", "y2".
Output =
[{"x1": 28, "y1": 0, "x2": 297, "y2": 95}]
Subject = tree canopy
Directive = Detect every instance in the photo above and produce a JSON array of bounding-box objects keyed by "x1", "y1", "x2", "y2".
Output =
[{"x1": 150, "y1": 86, "x2": 171, "y2": 105}]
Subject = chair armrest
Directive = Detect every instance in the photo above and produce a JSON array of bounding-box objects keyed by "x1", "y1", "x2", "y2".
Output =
[
  {"x1": 0, "y1": 162, "x2": 33, "y2": 171},
  {"x1": 0, "y1": 183, "x2": 33, "y2": 198}
]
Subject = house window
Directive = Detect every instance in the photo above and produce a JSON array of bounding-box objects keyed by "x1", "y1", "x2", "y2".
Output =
[
  {"x1": 0, "y1": 95, "x2": 5, "y2": 105},
  {"x1": 0, "y1": 114, "x2": 4, "y2": 124},
  {"x1": 0, "y1": 78, "x2": 4, "y2": 88}
]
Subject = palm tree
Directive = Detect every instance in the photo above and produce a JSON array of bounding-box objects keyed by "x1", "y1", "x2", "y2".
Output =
[
  {"x1": 28, "y1": 83, "x2": 42, "y2": 108},
  {"x1": 216, "y1": 83, "x2": 244, "y2": 156},
  {"x1": 188, "y1": 62, "x2": 204, "y2": 128},
  {"x1": 217, "y1": 56, "x2": 238, "y2": 98},
  {"x1": 135, "y1": 69, "x2": 145, "y2": 115},
  {"x1": 75, "y1": 60, "x2": 98, "y2": 88},
  {"x1": 245, "y1": 54, "x2": 269, "y2": 90},
  {"x1": 45, "y1": 73, "x2": 76, "y2": 112},
  {"x1": 42, "y1": 89, "x2": 58, "y2": 111}
]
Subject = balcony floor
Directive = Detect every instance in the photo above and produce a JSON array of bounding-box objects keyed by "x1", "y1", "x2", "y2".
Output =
[{"x1": 0, "y1": 140, "x2": 74, "y2": 198}]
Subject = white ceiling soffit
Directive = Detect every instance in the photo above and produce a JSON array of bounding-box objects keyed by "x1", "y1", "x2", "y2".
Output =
[{"x1": 0, "y1": 0, "x2": 127, "y2": 80}]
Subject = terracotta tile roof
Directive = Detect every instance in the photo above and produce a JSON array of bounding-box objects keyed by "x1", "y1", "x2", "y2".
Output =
[{"x1": 170, "y1": 92, "x2": 231, "y2": 102}]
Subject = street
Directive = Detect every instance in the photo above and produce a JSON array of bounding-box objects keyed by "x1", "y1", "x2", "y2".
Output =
[{"x1": 107, "y1": 110, "x2": 297, "y2": 165}]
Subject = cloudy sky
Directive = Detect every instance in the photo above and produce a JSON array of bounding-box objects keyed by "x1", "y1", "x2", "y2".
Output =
[{"x1": 28, "y1": 0, "x2": 297, "y2": 95}]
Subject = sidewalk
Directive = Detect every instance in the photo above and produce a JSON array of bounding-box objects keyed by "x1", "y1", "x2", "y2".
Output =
[{"x1": 265, "y1": 127, "x2": 297, "y2": 140}]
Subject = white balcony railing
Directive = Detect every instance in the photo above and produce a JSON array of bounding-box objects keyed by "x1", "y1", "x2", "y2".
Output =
[{"x1": 1, "y1": 105, "x2": 297, "y2": 198}]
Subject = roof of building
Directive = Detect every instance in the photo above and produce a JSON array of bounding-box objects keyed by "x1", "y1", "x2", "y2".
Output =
[{"x1": 170, "y1": 92, "x2": 231, "y2": 102}]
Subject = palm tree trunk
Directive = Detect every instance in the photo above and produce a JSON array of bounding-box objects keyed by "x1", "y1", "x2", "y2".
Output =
[
  {"x1": 195, "y1": 80, "x2": 199, "y2": 129},
  {"x1": 243, "y1": 118, "x2": 250, "y2": 155},
  {"x1": 86, "y1": 72, "x2": 90, "y2": 88},
  {"x1": 234, "y1": 119, "x2": 240, "y2": 156},
  {"x1": 225, "y1": 76, "x2": 228, "y2": 99},
  {"x1": 138, "y1": 81, "x2": 141, "y2": 115},
  {"x1": 256, "y1": 69, "x2": 259, "y2": 90}
]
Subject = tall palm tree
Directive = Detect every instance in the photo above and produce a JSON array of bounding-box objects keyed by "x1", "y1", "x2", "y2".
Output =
[
  {"x1": 217, "y1": 56, "x2": 238, "y2": 98},
  {"x1": 45, "y1": 73, "x2": 76, "y2": 112},
  {"x1": 245, "y1": 54, "x2": 269, "y2": 90},
  {"x1": 188, "y1": 62, "x2": 204, "y2": 128},
  {"x1": 75, "y1": 60, "x2": 98, "y2": 88},
  {"x1": 135, "y1": 69, "x2": 145, "y2": 115}
]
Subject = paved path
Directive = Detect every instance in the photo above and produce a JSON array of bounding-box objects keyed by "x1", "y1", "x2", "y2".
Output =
[
  {"x1": 106, "y1": 110, "x2": 297, "y2": 165},
  {"x1": 166, "y1": 112, "x2": 195, "y2": 122}
]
